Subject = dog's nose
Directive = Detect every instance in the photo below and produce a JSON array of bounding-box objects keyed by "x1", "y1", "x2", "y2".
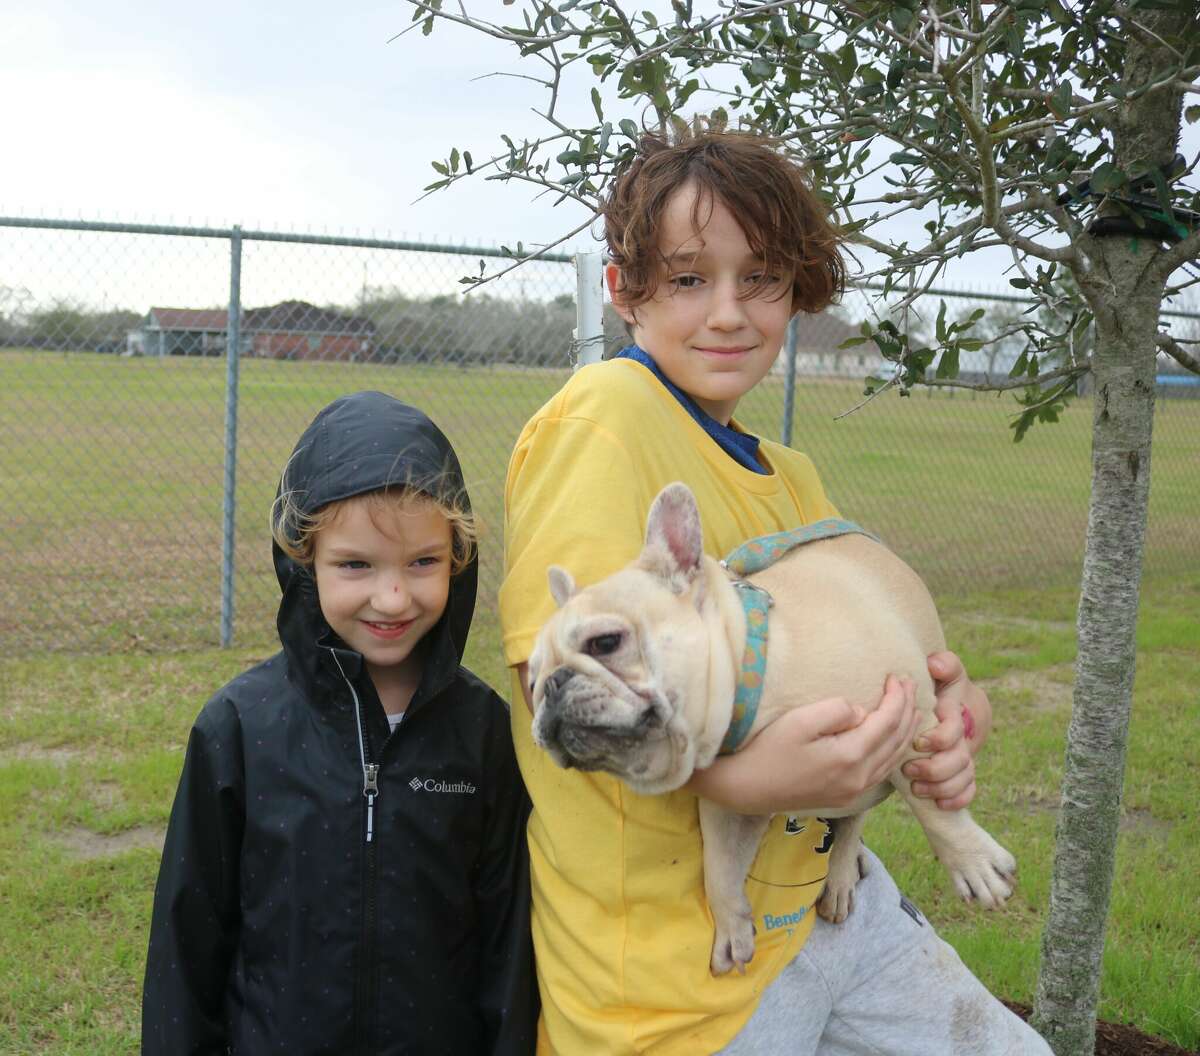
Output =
[{"x1": 544, "y1": 667, "x2": 575, "y2": 699}]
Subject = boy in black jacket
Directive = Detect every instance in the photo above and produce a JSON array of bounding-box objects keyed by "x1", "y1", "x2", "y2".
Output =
[{"x1": 143, "y1": 391, "x2": 536, "y2": 1055}]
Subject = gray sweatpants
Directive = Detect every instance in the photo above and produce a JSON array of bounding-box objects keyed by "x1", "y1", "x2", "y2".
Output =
[{"x1": 716, "y1": 848, "x2": 1052, "y2": 1056}]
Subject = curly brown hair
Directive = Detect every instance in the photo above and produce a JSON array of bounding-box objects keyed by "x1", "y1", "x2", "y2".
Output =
[{"x1": 601, "y1": 124, "x2": 845, "y2": 313}]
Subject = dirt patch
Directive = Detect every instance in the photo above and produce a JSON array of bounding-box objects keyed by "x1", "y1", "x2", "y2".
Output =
[
  {"x1": 958, "y1": 614, "x2": 1075, "y2": 634},
  {"x1": 1005, "y1": 793, "x2": 1172, "y2": 838},
  {"x1": 57, "y1": 824, "x2": 165, "y2": 860},
  {"x1": 1005, "y1": 1002, "x2": 1197, "y2": 1055},
  {"x1": 0, "y1": 743, "x2": 83, "y2": 767},
  {"x1": 980, "y1": 666, "x2": 1075, "y2": 712}
]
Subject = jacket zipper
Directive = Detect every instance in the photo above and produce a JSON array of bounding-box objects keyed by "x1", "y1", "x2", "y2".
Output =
[{"x1": 328, "y1": 650, "x2": 380, "y2": 1056}]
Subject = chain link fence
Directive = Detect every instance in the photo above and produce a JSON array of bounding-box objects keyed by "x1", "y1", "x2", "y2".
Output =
[{"x1": 3, "y1": 216, "x2": 1197, "y2": 654}]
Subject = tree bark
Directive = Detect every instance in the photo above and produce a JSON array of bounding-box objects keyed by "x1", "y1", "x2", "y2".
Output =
[
  {"x1": 1031, "y1": 9, "x2": 1188, "y2": 1053},
  {"x1": 1030, "y1": 268, "x2": 1158, "y2": 1056}
]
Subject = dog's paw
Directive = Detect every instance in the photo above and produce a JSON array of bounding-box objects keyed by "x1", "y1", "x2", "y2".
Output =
[
  {"x1": 710, "y1": 912, "x2": 756, "y2": 976},
  {"x1": 816, "y1": 882, "x2": 854, "y2": 924},
  {"x1": 944, "y1": 833, "x2": 1017, "y2": 909},
  {"x1": 816, "y1": 843, "x2": 868, "y2": 924}
]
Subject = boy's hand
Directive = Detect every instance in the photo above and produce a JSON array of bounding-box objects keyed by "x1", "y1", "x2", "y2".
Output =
[
  {"x1": 687, "y1": 675, "x2": 920, "y2": 816},
  {"x1": 901, "y1": 651, "x2": 993, "y2": 812}
]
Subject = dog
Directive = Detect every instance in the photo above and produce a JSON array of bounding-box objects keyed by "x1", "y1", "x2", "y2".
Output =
[{"x1": 527, "y1": 482, "x2": 1016, "y2": 976}]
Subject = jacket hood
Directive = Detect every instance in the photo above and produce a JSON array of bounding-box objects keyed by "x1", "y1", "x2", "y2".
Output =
[{"x1": 272, "y1": 391, "x2": 477, "y2": 703}]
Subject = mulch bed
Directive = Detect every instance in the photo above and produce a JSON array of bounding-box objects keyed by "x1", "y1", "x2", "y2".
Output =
[{"x1": 1004, "y1": 1002, "x2": 1198, "y2": 1056}]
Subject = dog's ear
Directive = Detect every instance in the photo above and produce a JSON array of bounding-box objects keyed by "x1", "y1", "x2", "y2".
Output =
[
  {"x1": 642, "y1": 482, "x2": 703, "y2": 589},
  {"x1": 547, "y1": 565, "x2": 577, "y2": 608}
]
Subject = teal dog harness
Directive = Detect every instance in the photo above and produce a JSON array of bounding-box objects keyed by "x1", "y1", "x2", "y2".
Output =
[{"x1": 718, "y1": 519, "x2": 880, "y2": 755}]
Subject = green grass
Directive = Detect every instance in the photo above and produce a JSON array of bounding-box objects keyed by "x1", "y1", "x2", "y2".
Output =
[
  {"x1": 1, "y1": 578, "x2": 1198, "y2": 1052},
  {"x1": 2, "y1": 349, "x2": 1198, "y2": 1050},
  {"x1": 2, "y1": 349, "x2": 1197, "y2": 652}
]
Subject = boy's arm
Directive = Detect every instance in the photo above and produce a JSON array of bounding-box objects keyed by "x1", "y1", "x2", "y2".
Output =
[
  {"x1": 474, "y1": 705, "x2": 539, "y2": 1056},
  {"x1": 686, "y1": 676, "x2": 921, "y2": 814},
  {"x1": 142, "y1": 710, "x2": 244, "y2": 1055},
  {"x1": 514, "y1": 668, "x2": 924, "y2": 815},
  {"x1": 514, "y1": 657, "x2": 988, "y2": 817}
]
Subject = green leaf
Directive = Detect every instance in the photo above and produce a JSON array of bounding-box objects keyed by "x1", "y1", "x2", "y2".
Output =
[
  {"x1": 619, "y1": 118, "x2": 639, "y2": 139},
  {"x1": 449, "y1": 148, "x2": 460, "y2": 173},
  {"x1": 1048, "y1": 80, "x2": 1072, "y2": 119},
  {"x1": 1045, "y1": 137, "x2": 1071, "y2": 172},
  {"x1": 838, "y1": 42, "x2": 858, "y2": 81},
  {"x1": 591, "y1": 87, "x2": 604, "y2": 122},
  {"x1": 795, "y1": 33, "x2": 821, "y2": 49},
  {"x1": 935, "y1": 346, "x2": 959, "y2": 379},
  {"x1": 431, "y1": 161, "x2": 448, "y2": 176},
  {"x1": 959, "y1": 338, "x2": 985, "y2": 351},
  {"x1": 1090, "y1": 162, "x2": 1126, "y2": 194},
  {"x1": 1009, "y1": 277, "x2": 1031, "y2": 289},
  {"x1": 839, "y1": 336, "x2": 870, "y2": 348},
  {"x1": 935, "y1": 300, "x2": 947, "y2": 343},
  {"x1": 1186, "y1": 106, "x2": 1200, "y2": 125},
  {"x1": 748, "y1": 57, "x2": 774, "y2": 81}
]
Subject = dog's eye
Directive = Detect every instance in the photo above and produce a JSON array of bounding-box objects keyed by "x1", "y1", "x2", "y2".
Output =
[{"x1": 586, "y1": 633, "x2": 623, "y2": 657}]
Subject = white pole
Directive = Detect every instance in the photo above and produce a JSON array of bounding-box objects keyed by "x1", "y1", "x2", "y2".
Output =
[{"x1": 573, "y1": 251, "x2": 604, "y2": 369}]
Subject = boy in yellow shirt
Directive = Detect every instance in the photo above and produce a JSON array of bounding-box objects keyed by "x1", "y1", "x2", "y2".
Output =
[{"x1": 500, "y1": 127, "x2": 1049, "y2": 1055}]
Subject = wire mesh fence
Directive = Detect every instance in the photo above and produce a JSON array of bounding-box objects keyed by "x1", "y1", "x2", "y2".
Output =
[{"x1": 3, "y1": 216, "x2": 1197, "y2": 654}]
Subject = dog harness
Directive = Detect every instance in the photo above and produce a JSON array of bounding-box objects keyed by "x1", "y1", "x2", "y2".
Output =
[{"x1": 718, "y1": 518, "x2": 880, "y2": 755}]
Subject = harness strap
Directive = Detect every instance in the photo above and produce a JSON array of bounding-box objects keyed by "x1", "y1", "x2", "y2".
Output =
[
  {"x1": 717, "y1": 518, "x2": 879, "y2": 755},
  {"x1": 723, "y1": 518, "x2": 879, "y2": 578}
]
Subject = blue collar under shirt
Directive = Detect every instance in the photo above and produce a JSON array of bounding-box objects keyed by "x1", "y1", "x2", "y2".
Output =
[{"x1": 613, "y1": 345, "x2": 768, "y2": 474}]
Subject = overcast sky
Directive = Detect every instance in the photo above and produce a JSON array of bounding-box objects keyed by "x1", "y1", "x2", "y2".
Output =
[
  {"x1": 5, "y1": 1, "x2": 1198, "y2": 308},
  {"x1": 4, "y1": 1, "x2": 599, "y2": 249}
]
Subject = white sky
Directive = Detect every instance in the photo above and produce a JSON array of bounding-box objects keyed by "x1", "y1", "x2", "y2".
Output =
[
  {"x1": 3, "y1": 1, "x2": 1197, "y2": 315},
  {"x1": 2, "y1": 1, "x2": 596, "y2": 248}
]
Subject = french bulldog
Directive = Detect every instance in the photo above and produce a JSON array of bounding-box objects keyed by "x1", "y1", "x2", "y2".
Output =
[{"x1": 528, "y1": 482, "x2": 1017, "y2": 976}]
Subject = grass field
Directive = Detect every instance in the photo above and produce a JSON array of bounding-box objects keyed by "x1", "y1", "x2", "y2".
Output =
[
  {"x1": 1, "y1": 349, "x2": 1198, "y2": 1050},
  {"x1": 1, "y1": 580, "x2": 1197, "y2": 1052},
  {"x1": 3, "y1": 349, "x2": 1197, "y2": 652}
]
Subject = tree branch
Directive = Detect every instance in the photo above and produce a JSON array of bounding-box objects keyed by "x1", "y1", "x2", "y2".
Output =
[
  {"x1": 460, "y1": 215, "x2": 596, "y2": 293},
  {"x1": 924, "y1": 363, "x2": 1089, "y2": 393},
  {"x1": 400, "y1": 1, "x2": 576, "y2": 46},
  {"x1": 1152, "y1": 225, "x2": 1200, "y2": 281},
  {"x1": 1156, "y1": 332, "x2": 1200, "y2": 374}
]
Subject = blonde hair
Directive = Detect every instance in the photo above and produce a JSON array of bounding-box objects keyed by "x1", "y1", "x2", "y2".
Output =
[{"x1": 271, "y1": 476, "x2": 477, "y2": 576}]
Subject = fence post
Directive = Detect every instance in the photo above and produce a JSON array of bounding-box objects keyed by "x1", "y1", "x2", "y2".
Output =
[
  {"x1": 573, "y1": 251, "x2": 604, "y2": 369},
  {"x1": 220, "y1": 226, "x2": 243, "y2": 647},
  {"x1": 780, "y1": 315, "x2": 799, "y2": 446}
]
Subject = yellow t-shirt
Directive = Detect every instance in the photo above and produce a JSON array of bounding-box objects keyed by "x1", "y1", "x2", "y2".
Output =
[{"x1": 501, "y1": 358, "x2": 840, "y2": 1055}]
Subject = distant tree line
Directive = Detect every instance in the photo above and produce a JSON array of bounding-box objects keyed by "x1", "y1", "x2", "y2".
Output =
[
  {"x1": 359, "y1": 289, "x2": 578, "y2": 367},
  {"x1": 0, "y1": 291, "x2": 584, "y2": 367},
  {"x1": 0, "y1": 300, "x2": 142, "y2": 354}
]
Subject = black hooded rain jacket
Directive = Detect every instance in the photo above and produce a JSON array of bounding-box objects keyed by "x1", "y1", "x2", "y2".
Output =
[{"x1": 142, "y1": 391, "x2": 537, "y2": 1055}]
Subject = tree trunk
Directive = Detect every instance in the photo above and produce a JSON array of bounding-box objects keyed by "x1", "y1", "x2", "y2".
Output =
[
  {"x1": 1031, "y1": 10, "x2": 1186, "y2": 1052},
  {"x1": 1030, "y1": 276, "x2": 1158, "y2": 1055}
]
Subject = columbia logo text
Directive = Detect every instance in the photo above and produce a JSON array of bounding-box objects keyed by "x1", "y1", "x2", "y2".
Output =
[{"x1": 408, "y1": 777, "x2": 477, "y2": 794}]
